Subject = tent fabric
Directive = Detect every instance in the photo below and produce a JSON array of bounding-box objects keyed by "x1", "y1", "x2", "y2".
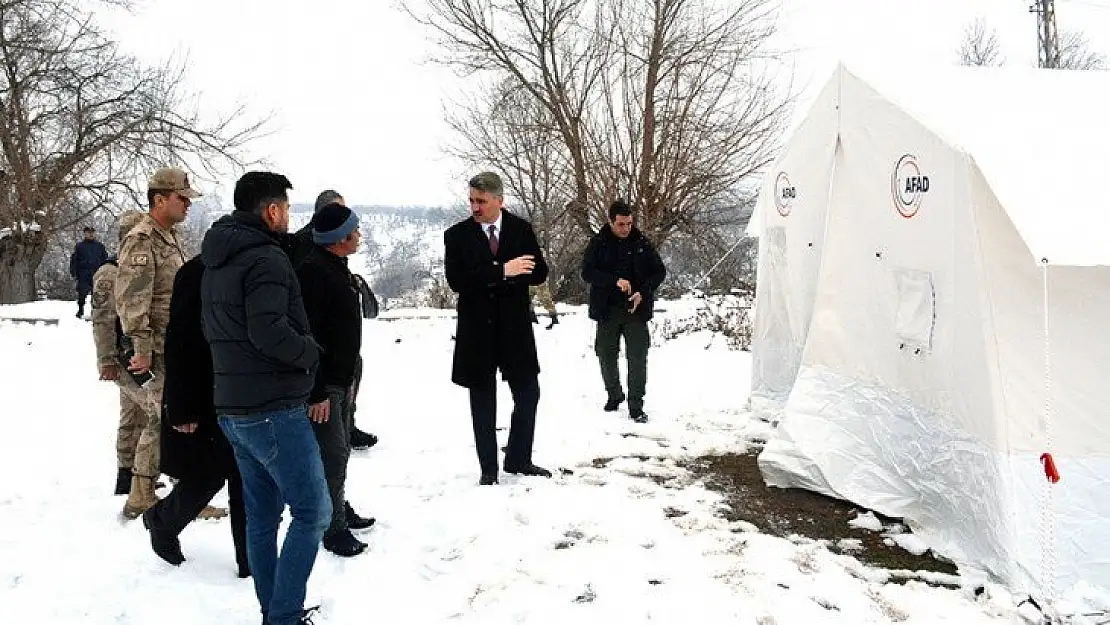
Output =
[{"x1": 751, "y1": 62, "x2": 1110, "y2": 605}]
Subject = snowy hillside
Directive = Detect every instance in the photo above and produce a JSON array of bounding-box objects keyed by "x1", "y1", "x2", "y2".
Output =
[{"x1": 0, "y1": 301, "x2": 1038, "y2": 625}]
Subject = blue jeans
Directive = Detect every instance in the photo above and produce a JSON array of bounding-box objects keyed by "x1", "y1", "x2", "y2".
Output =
[{"x1": 219, "y1": 406, "x2": 331, "y2": 625}]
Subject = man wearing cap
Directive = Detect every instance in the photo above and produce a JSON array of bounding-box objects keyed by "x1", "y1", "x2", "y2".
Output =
[
  {"x1": 70, "y1": 225, "x2": 108, "y2": 318},
  {"x1": 296, "y1": 201, "x2": 375, "y2": 557},
  {"x1": 114, "y1": 166, "x2": 195, "y2": 519},
  {"x1": 91, "y1": 210, "x2": 152, "y2": 495}
]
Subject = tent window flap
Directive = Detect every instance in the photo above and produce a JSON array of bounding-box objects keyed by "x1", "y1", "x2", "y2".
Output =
[{"x1": 893, "y1": 268, "x2": 935, "y2": 352}]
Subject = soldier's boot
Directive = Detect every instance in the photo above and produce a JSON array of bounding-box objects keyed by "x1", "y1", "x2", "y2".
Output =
[
  {"x1": 114, "y1": 467, "x2": 132, "y2": 496},
  {"x1": 198, "y1": 505, "x2": 229, "y2": 520},
  {"x1": 122, "y1": 475, "x2": 159, "y2": 520}
]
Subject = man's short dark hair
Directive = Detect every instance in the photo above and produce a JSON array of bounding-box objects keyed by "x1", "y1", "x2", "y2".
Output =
[
  {"x1": 608, "y1": 199, "x2": 633, "y2": 222},
  {"x1": 233, "y1": 171, "x2": 293, "y2": 215},
  {"x1": 314, "y1": 189, "x2": 342, "y2": 213},
  {"x1": 82, "y1": 226, "x2": 94, "y2": 233},
  {"x1": 469, "y1": 172, "x2": 503, "y2": 197}
]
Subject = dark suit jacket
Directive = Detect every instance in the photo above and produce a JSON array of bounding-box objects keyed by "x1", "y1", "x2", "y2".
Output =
[{"x1": 444, "y1": 210, "x2": 549, "y2": 388}]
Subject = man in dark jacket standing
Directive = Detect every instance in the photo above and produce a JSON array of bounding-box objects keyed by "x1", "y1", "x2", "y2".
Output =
[
  {"x1": 582, "y1": 200, "x2": 667, "y2": 423},
  {"x1": 142, "y1": 255, "x2": 247, "y2": 577},
  {"x1": 70, "y1": 226, "x2": 108, "y2": 318},
  {"x1": 296, "y1": 202, "x2": 375, "y2": 558},
  {"x1": 200, "y1": 172, "x2": 329, "y2": 625},
  {"x1": 445, "y1": 172, "x2": 552, "y2": 485},
  {"x1": 291, "y1": 189, "x2": 379, "y2": 452}
]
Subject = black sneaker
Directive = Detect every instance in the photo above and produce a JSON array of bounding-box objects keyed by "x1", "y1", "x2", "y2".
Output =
[
  {"x1": 323, "y1": 528, "x2": 367, "y2": 557},
  {"x1": 350, "y1": 427, "x2": 378, "y2": 450},
  {"x1": 604, "y1": 395, "x2": 625, "y2": 412},
  {"x1": 630, "y1": 409, "x2": 648, "y2": 424},
  {"x1": 344, "y1": 501, "x2": 375, "y2": 531},
  {"x1": 298, "y1": 606, "x2": 321, "y2": 624}
]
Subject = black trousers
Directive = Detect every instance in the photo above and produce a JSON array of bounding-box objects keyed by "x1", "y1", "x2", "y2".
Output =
[
  {"x1": 312, "y1": 385, "x2": 353, "y2": 536},
  {"x1": 76, "y1": 282, "x2": 92, "y2": 313},
  {"x1": 468, "y1": 374, "x2": 540, "y2": 476},
  {"x1": 146, "y1": 466, "x2": 247, "y2": 573}
]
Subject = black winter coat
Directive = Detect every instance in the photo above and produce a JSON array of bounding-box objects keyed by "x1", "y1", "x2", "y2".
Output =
[
  {"x1": 199, "y1": 211, "x2": 320, "y2": 415},
  {"x1": 582, "y1": 225, "x2": 667, "y2": 322},
  {"x1": 70, "y1": 239, "x2": 108, "y2": 285},
  {"x1": 445, "y1": 210, "x2": 548, "y2": 388},
  {"x1": 296, "y1": 246, "x2": 362, "y2": 403},
  {"x1": 160, "y1": 256, "x2": 235, "y2": 479}
]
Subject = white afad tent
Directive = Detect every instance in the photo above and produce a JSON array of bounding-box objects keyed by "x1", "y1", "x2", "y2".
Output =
[{"x1": 749, "y1": 62, "x2": 1110, "y2": 611}]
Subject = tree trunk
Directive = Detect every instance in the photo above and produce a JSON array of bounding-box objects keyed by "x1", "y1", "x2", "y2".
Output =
[{"x1": 0, "y1": 231, "x2": 48, "y2": 304}]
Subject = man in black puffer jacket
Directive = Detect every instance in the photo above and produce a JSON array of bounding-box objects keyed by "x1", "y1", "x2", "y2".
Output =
[
  {"x1": 200, "y1": 171, "x2": 330, "y2": 625},
  {"x1": 582, "y1": 199, "x2": 667, "y2": 423}
]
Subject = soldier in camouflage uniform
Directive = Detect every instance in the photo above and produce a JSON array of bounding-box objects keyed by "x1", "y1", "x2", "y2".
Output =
[
  {"x1": 529, "y1": 283, "x2": 559, "y2": 329},
  {"x1": 114, "y1": 167, "x2": 196, "y2": 519},
  {"x1": 91, "y1": 210, "x2": 149, "y2": 496}
]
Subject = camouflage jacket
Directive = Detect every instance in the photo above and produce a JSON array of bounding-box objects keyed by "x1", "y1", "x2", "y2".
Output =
[
  {"x1": 91, "y1": 260, "x2": 124, "y2": 367},
  {"x1": 114, "y1": 214, "x2": 186, "y2": 359}
]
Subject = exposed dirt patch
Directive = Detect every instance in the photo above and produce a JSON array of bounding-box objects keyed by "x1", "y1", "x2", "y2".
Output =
[{"x1": 680, "y1": 452, "x2": 957, "y2": 578}]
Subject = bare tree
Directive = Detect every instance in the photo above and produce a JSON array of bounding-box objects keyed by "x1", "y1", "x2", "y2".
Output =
[
  {"x1": 1057, "y1": 30, "x2": 1106, "y2": 71},
  {"x1": 958, "y1": 18, "x2": 1004, "y2": 67},
  {"x1": 406, "y1": 0, "x2": 791, "y2": 249},
  {"x1": 0, "y1": 0, "x2": 266, "y2": 303}
]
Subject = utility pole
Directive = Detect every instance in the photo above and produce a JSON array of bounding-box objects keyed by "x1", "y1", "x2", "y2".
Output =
[{"x1": 1030, "y1": 0, "x2": 1060, "y2": 68}]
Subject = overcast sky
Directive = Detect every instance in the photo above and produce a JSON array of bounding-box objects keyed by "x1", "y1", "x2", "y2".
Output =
[{"x1": 97, "y1": 0, "x2": 1110, "y2": 208}]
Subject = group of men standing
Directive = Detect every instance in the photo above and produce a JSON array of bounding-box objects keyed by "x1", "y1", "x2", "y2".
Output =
[
  {"x1": 84, "y1": 166, "x2": 666, "y2": 625},
  {"x1": 91, "y1": 168, "x2": 379, "y2": 625}
]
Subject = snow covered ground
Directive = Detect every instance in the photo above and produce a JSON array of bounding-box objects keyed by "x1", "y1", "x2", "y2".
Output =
[{"x1": 0, "y1": 301, "x2": 1026, "y2": 624}]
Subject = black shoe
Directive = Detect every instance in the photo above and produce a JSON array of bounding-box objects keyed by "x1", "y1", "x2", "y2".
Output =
[
  {"x1": 630, "y1": 409, "x2": 648, "y2": 423},
  {"x1": 505, "y1": 463, "x2": 553, "y2": 478},
  {"x1": 323, "y1": 528, "x2": 367, "y2": 557},
  {"x1": 604, "y1": 395, "x2": 625, "y2": 412},
  {"x1": 115, "y1": 467, "x2": 132, "y2": 495},
  {"x1": 350, "y1": 427, "x2": 378, "y2": 450},
  {"x1": 345, "y1": 501, "x2": 376, "y2": 530},
  {"x1": 546, "y1": 317, "x2": 558, "y2": 329},
  {"x1": 479, "y1": 473, "x2": 499, "y2": 485},
  {"x1": 299, "y1": 606, "x2": 321, "y2": 625},
  {"x1": 142, "y1": 509, "x2": 185, "y2": 565}
]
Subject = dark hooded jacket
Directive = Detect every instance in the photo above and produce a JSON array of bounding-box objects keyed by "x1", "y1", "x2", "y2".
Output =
[
  {"x1": 199, "y1": 211, "x2": 320, "y2": 415},
  {"x1": 581, "y1": 224, "x2": 667, "y2": 322}
]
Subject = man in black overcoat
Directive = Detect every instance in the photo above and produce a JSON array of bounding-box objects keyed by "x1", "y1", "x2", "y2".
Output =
[
  {"x1": 141, "y1": 255, "x2": 249, "y2": 578},
  {"x1": 444, "y1": 172, "x2": 553, "y2": 485}
]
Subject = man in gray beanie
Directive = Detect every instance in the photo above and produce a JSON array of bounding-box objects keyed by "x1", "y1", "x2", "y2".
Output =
[{"x1": 295, "y1": 201, "x2": 375, "y2": 557}]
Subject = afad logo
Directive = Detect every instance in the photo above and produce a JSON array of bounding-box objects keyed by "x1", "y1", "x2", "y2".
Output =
[
  {"x1": 774, "y1": 172, "x2": 796, "y2": 217},
  {"x1": 891, "y1": 154, "x2": 929, "y2": 218}
]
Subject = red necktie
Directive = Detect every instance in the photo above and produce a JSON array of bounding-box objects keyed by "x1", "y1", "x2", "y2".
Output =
[{"x1": 488, "y1": 225, "x2": 499, "y2": 256}]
